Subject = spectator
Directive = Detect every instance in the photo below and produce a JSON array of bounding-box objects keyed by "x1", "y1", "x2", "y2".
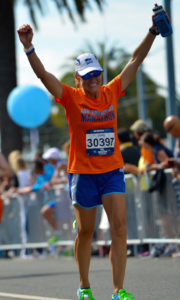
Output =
[
  {"x1": 0, "y1": 152, "x2": 13, "y2": 222},
  {"x1": 40, "y1": 199, "x2": 61, "y2": 244},
  {"x1": 41, "y1": 141, "x2": 70, "y2": 244},
  {"x1": 34, "y1": 150, "x2": 44, "y2": 162},
  {"x1": 32, "y1": 150, "x2": 54, "y2": 185},
  {"x1": 163, "y1": 115, "x2": 180, "y2": 174},
  {"x1": 13, "y1": 157, "x2": 32, "y2": 259},
  {"x1": 42, "y1": 147, "x2": 68, "y2": 189},
  {"x1": 0, "y1": 153, "x2": 13, "y2": 179},
  {"x1": 42, "y1": 147, "x2": 62, "y2": 167},
  {"x1": 130, "y1": 120, "x2": 154, "y2": 170},
  {"x1": 16, "y1": 156, "x2": 67, "y2": 247},
  {"x1": 130, "y1": 125, "x2": 169, "y2": 257},
  {"x1": 0, "y1": 153, "x2": 14, "y2": 258},
  {"x1": 164, "y1": 115, "x2": 180, "y2": 258},
  {"x1": 139, "y1": 132, "x2": 173, "y2": 172},
  {"x1": 8, "y1": 150, "x2": 22, "y2": 188},
  {"x1": 118, "y1": 128, "x2": 141, "y2": 174},
  {"x1": 16, "y1": 157, "x2": 32, "y2": 188},
  {"x1": 0, "y1": 153, "x2": 15, "y2": 195},
  {"x1": 17, "y1": 160, "x2": 51, "y2": 194},
  {"x1": 140, "y1": 132, "x2": 177, "y2": 257},
  {"x1": 15, "y1": 160, "x2": 52, "y2": 258},
  {"x1": 164, "y1": 115, "x2": 180, "y2": 138}
]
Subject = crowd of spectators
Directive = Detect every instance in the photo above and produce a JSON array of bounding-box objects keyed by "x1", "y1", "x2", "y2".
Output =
[
  {"x1": 0, "y1": 141, "x2": 70, "y2": 258},
  {"x1": 1, "y1": 115, "x2": 180, "y2": 259},
  {"x1": 118, "y1": 116, "x2": 180, "y2": 258}
]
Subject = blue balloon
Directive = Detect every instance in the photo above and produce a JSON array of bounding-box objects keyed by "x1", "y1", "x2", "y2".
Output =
[{"x1": 7, "y1": 85, "x2": 51, "y2": 129}]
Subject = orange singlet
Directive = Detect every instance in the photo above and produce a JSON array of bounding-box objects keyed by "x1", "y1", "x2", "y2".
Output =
[
  {"x1": 55, "y1": 75, "x2": 125, "y2": 174},
  {"x1": 0, "y1": 196, "x2": 3, "y2": 223}
]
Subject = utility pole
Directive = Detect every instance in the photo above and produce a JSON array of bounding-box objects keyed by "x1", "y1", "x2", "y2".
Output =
[
  {"x1": 164, "y1": 0, "x2": 177, "y2": 148},
  {"x1": 137, "y1": 64, "x2": 147, "y2": 121},
  {"x1": 103, "y1": 8, "x2": 108, "y2": 86},
  {"x1": 103, "y1": 45, "x2": 108, "y2": 85}
]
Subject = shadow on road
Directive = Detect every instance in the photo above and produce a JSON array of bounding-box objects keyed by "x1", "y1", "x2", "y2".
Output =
[{"x1": 0, "y1": 269, "x2": 110, "y2": 280}]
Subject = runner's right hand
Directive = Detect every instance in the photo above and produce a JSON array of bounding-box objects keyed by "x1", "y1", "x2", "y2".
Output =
[{"x1": 17, "y1": 24, "x2": 34, "y2": 49}]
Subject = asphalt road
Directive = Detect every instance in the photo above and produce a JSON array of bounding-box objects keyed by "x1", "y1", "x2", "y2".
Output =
[{"x1": 0, "y1": 256, "x2": 180, "y2": 300}]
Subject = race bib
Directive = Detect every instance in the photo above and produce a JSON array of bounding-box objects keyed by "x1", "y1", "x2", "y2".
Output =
[{"x1": 86, "y1": 128, "x2": 115, "y2": 156}]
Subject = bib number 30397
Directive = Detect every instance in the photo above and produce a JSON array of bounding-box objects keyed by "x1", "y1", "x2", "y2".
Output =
[{"x1": 86, "y1": 128, "x2": 115, "y2": 156}]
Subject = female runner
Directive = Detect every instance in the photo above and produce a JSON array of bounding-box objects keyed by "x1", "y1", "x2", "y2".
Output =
[{"x1": 17, "y1": 11, "x2": 163, "y2": 300}]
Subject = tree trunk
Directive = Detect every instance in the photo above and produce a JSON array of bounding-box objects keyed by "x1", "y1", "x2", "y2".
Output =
[{"x1": 0, "y1": 0, "x2": 22, "y2": 158}]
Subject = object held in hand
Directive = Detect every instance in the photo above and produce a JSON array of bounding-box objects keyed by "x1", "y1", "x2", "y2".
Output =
[
  {"x1": 167, "y1": 160, "x2": 175, "y2": 168},
  {"x1": 152, "y1": 3, "x2": 173, "y2": 37}
]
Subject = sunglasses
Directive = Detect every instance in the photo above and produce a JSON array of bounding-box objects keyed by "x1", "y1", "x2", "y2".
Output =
[
  {"x1": 166, "y1": 124, "x2": 174, "y2": 132},
  {"x1": 78, "y1": 71, "x2": 102, "y2": 80}
]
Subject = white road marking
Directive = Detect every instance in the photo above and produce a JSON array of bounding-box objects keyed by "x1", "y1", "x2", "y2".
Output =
[{"x1": 0, "y1": 292, "x2": 71, "y2": 300}]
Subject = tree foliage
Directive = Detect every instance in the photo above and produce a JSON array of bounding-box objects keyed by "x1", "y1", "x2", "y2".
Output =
[{"x1": 22, "y1": 0, "x2": 104, "y2": 29}]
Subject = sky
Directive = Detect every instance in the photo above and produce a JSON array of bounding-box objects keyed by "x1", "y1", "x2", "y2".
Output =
[{"x1": 14, "y1": 0, "x2": 180, "y2": 98}]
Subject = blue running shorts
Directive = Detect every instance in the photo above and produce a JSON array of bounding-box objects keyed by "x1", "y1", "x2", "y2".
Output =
[
  {"x1": 47, "y1": 200, "x2": 56, "y2": 208},
  {"x1": 68, "y1": 168, "x2": 126, "y2": 209}
]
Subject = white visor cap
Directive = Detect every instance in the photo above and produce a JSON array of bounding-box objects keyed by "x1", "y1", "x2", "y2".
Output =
[
  {"x1": 42, "y1": 147, "x2": 61, "y2": 160},
  {"x1": 74, "y1": 53, "x2": 104, "y2": 76}
]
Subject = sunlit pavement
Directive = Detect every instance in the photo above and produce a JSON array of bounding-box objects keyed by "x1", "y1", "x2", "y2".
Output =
[{"x1": 0, "y1": 256, "x2": 180, "y2": 300}]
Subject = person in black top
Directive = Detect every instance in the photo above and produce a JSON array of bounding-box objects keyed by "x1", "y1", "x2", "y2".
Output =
[{"x1": 118, "y1": 128, "x2": 141, "y2": 173}]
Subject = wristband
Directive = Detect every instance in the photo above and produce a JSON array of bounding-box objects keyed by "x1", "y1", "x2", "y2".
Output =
[
  {"x1": 24, "y1": 44, "x2": 34, "y2": 53},
  {"x1": 26, "y1": 48, "x2": 35, "y2": 56},
  {"x1": 149, "y1": 27, "x2": 160, "y2": 35}
]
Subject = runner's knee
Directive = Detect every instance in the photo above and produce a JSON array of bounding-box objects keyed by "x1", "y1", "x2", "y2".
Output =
[
  {"x1": 111, "y1": 218, "x2": 127, "y2": 239},
  {"x1": 41, "y1": 206, "x2": 51, "y2": 218},
  {"x1": 78, "y1": 225, "x2": 95, "y2": 241}
]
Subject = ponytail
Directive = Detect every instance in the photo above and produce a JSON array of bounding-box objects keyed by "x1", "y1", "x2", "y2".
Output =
[
  {"x1": 142, "y1": 132, "x2": 161, "y2": 146},
  {"x1": 153, "y1": 134, "x2": 161, "y2": 145}
]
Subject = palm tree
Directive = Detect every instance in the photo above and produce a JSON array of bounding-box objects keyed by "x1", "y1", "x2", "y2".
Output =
[{"x1": 0, "y1": 0, "x2": 104, "y2": 157}]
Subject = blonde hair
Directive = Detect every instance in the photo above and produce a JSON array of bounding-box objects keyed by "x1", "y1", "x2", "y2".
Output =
[
  {"x1": 75, "y1": 74, "x2": 82, "y2": 89},
  {"x1": 8, "y1": 150, "x2": 22, "y2": 172},
  {"x1": 8, "y1": 150, "x2": 28, "y2": 172}
]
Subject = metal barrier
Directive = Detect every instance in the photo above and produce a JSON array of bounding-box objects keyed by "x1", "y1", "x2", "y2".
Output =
[{"x1": 0, "y1": 170, "x2": 180, "y2": 252}]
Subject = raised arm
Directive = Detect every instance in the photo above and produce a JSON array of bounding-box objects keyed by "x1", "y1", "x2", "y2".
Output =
[
  {"x1": 17, "y1": 24, "x2": 63, "y2": 99},
  {"x1": 120, "y1": 13, "x2": 165, "y2": 91}
]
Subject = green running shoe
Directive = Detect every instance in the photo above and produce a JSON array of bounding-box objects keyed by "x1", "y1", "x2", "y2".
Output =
[
  {"x1": 112, "y1": 289, "x2": 134, "y2": 300},
  {"x1": 61, "y1": 248, "x2": 74, "y2": 256},
  {"x1": 77, "y1": 287, "x2": 95, "y2": 300},
  {"x1": 48, "y1": 235, "x2": 59, "y2": 244}
]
